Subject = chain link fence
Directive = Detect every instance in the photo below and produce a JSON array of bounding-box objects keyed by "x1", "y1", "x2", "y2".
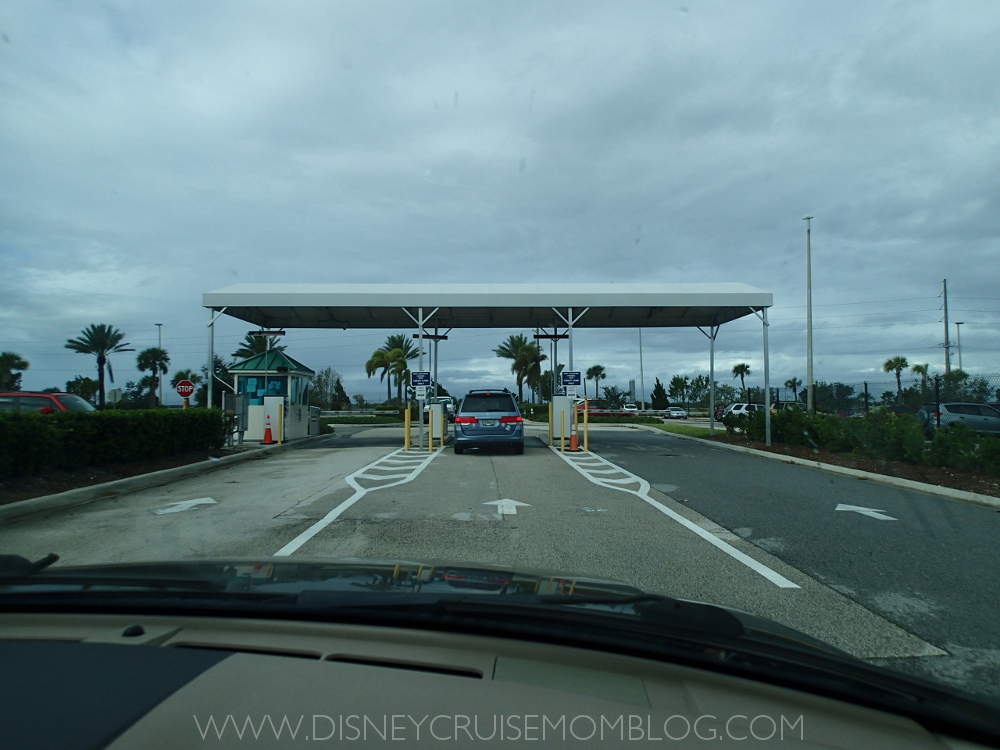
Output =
[{"x1": 767, "y1": 372, "x2": 1000, "y2": 415}]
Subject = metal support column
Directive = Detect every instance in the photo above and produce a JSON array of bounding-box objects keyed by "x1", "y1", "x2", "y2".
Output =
[
  {"x1": 568, "y1": 307, "x2": 574, "y2": 372},
  {"x1": 552, "y1": 307, "x2": 589, "y2": 394},
  {"x1": 763, "y1": 307, "x2": 771, "y2": 446},
  {"x1": 638, "y1": 327, "x2": 645, "y2": 410},
  {"x1": 207, "y1": 308, "x2": 214, "y2": 410},
  {"x1": 697, "y1": 325, "x2": 719, "y2": 436}
]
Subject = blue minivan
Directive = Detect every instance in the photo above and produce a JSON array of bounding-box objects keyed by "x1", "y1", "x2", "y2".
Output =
[{"x1": 453, "y1": 390, "x2": 524, "y2": 455}]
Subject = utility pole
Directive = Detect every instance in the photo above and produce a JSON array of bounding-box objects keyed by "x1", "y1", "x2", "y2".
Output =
[
  {"x1": 942, "y1": 279, "x2": 951, "y2": 373},
  {"x1": 156, "y1": 323, "x2": 163, "y2": 407},
  {"x1": 803, "y1": 216, "x2": 815, "y2": 412},
  {"x1": 955, "y1": 322, "x2": 963, "y2": 371}
]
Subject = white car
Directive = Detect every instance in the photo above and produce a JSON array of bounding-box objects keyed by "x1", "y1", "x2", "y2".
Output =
[
  {"x1": 725, "y1": 403, "x2": 765, "y2": 417},
  {"x1": 622, "y1": 403, "x2": 638, "y2": 413},
  {"x1": 665, "y1": 406, "x2": 688, "y2": 419}
]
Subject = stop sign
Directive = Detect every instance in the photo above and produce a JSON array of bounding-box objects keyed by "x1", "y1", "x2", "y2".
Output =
[{"x1": 175, "y1": 380, "x2": 195, "y2": 398}]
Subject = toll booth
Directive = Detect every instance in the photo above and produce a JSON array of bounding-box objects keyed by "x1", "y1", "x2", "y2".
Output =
[{"x1": 228, "y1": 351, "x2": 316, "y2": 441}]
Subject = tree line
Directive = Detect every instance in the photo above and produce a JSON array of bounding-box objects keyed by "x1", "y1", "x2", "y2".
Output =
[{"x1": 2, "y1": 325, "x2": 348, "y2": 411}]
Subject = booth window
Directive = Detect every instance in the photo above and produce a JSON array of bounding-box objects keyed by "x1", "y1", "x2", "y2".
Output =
[{"x1": 238, "y1": 375, "x2": 288, "y2": 406}]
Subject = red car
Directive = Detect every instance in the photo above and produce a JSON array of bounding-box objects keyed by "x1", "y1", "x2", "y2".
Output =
[{"x1": 0, "y1": 392, "x2": 96, "y2": 414}]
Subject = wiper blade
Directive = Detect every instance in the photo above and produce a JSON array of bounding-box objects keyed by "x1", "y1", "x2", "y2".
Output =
[{"x1": 0, "y1": 554, "x2": 59, "y2": 578}]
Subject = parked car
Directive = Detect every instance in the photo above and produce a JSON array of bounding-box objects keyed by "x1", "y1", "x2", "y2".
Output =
[
  {"x1": 915, "y1": 402, "x2": 1000, "y2": 439},
  {"x1": 422, "y1": 395, "x2": 456, "y2": 424},
  {"x1": 714, "y1": 405, "x2": 728, "y2": 420},
  {"x1": 454, "y1": 390, "x2": 523, "y2": 455},
  {"x1": 0, "y1": 392, "x2": 95, "y2": 413},
  {"x1": 771, "y1": 401, "x2": 801, "y2": 413},
  {"x1": 622, "y1": 403, "x2": 638, "y2": 413},
  {"x1": 725, "y1": 403, "x2": 765, "y2": 417},
  {"x1": 665, "y1": 406, "x2": 688, "y2": 419}
]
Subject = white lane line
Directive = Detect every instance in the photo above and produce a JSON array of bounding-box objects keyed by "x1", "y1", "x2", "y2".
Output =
[
  {"x1": 551, "y1": 448, "x2": 800, "y2": 589},
  {"x1": 274, "y1": 448, "x2": 444, "y2": 556}
]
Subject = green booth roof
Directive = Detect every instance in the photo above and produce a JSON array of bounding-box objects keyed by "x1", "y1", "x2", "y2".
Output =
[{"x1": 228, "y1": 350, "x2": 315, "y2": 375}]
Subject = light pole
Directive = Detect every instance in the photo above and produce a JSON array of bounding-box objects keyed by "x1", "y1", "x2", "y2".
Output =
[
  {"x1": 955, "y1": 322, "x2": 963, "y2": 371},
  {"x1": 156, "y1": 323, "x2": 163, "y2": 407},
  {"x1": 803, "y1": 216, "x2": 814, "y2": 413}
]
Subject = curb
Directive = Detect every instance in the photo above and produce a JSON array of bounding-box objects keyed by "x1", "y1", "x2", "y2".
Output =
[
  {"x1": 0, "y1": 434, "x2": 331, "y2": 525},
  {"x1": 636, "y1": 425, "x2": 1000, "y2": 512}
]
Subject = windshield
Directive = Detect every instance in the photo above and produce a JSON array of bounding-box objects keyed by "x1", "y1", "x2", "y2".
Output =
[{"x1": 3, "y1": 0, "x2": 1000, "y2": 727}]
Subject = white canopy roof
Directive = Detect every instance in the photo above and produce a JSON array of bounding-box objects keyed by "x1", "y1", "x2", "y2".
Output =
[{"x1": 203, "y1": 283, "x2": 771, "y2": 330}]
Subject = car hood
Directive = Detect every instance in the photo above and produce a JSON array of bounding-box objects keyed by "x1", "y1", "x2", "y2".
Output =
[{"x1": 1, "y1": 555, "x2": 841, "y2": 656}]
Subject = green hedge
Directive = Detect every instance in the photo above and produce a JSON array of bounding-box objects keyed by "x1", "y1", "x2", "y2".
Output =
[
  {"x1": 531, "y1": 413, "x2": 661, "y2": 424},
  {"x1": 0, "y1": 410, "x2": 227, "y2": 478},
  {"x1": 725, "y1": 409, "x2": 1000, "y2": 476}
]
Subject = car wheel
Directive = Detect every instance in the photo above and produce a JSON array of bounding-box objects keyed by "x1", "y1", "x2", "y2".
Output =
[
  {"x1": 915, "y1": 410, "x2": 929, "y2": 428},
  {"x1": 454, "y1": 444, "x2": 464, "y2": 454},
  {"x1": 513, "y1": 443, "x2": 524, "y2": 455}
]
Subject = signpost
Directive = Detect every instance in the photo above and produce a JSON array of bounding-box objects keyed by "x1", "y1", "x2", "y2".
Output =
[
  {"x1": 561, "y1": 371, "x2": 581, "y2": 400},
  {"x1": 175, "y1": 379, "x2": 195, "y2": 409},
  {"x1": 411, "y1": 372, "x2": 431, "y2": 449}
]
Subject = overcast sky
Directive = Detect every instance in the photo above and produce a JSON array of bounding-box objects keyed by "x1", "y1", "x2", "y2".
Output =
[{"x1": 3, "y1": 1, "x2": 999, "y2": 402}]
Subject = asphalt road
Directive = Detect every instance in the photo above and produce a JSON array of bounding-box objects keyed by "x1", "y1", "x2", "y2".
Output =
[
  {"x1": 583, "y1": 425, "x2": 1000, "y2": 697},
  {"x1": 1, "y1": 423, "x2": 996, "y2": 700}
]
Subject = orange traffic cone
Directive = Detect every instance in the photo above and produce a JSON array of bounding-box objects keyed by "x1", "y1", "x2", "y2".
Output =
[{"x1": 262, "y1": 412, "x2": 275, "y2": 445}]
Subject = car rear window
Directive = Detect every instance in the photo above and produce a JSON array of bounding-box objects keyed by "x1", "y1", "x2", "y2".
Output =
[
  {"x1": 979, "y1": 405, "x2": 1000, "y2": 418},
  {"x1": 55, "y1": 394, "x2": 96, "y2": 412},
  {"x1": 461, "y1": 394, "x2": 517, "y2": 413}
]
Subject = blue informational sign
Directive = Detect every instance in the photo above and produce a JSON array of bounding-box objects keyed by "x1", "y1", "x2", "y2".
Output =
[
  {"x1": 561, "y1": 371, "x2": 582, "y2": 386},
  {"x1": 411, "y1": 371, "x2": 431, "y2": 387}
]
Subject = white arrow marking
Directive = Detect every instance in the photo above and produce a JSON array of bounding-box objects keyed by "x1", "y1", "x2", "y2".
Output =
[
  {"x1": 835, "y1": 503, "x2": 897, "y2": 521},
  {"x1": 483, "y1": 499, "x2": 532, "y2": 515},
  {"x1": 154, "y1": 497, "x2": 217, "y2": 515}
]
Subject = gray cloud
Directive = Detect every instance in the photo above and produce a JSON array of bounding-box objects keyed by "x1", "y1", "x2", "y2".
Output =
[{"x1": 2, "y1": 1, "x2": 997, "y2": 401}]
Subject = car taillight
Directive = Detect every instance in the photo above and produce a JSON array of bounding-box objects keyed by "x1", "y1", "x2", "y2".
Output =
[
  {"x1": 499, "y1": 416, "x2": 522, "y2": 423},
  {"x1": 455, "y1": 416, "x2": 477, "y2": 424},
  {"x1": 931, "y1": 412, "x2": 941, "y2": 418}
]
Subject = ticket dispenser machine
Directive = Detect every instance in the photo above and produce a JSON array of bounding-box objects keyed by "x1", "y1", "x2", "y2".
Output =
[
  {"x1": 551, "y1": 395, "x2": 575, "y2": 444},
  {"x1": 428, "y1": 401, "x2": 448, "y2": 445}
]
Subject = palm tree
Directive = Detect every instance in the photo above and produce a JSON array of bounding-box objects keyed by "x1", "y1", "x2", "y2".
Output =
[
  {"x1": 365, "y1": 349, "x2": 394, "y2": 403},
  {"x1": 523, "y1": 342, "x2": 548, "y2": 406},
  {"x1": 910, "y1": 362, "x2": 929, "y2": 393},
  {"x1": 494, "y1": 334, "x2": 534, "y2": 400},
  {"x1": 784, "y1": 377, "x2": 802, "y2": 402},
  {"x1": 383, "y1": 334, "x2": 419, "y2": 362},
  {"x1": 494, "y1": 334, "x2": 529, "y2": 362},
  {"x1": 0, "y1": 351, "x2": 29, "y2": 390},
  {"x1": 231, "y1": 333, "x2": 286, "y2": 360},
  {"x1": 65, "y1": 324, "x2": 134, "y2": 407},
  {"x1": 170, "y1": 369, "x2": 204, "y2": 388},
  {"x1": 586, "y1": 364, "x2": 607, "y2": 400},
  {"x1": 883, "y1": 356, "x2": 909, "y2": 401},
  {"x1": 137, "y1": 347, "x2": 171, "y2": 407},
  {"x1": 512, "y1": 342, "x2": 546, "y2": 402},
  {"x1": 731, "y1": 363, "x2": 751, "y2": 398},
  {"x1": 389, "y1": 349, "x2": 410, "y2": 403}
]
